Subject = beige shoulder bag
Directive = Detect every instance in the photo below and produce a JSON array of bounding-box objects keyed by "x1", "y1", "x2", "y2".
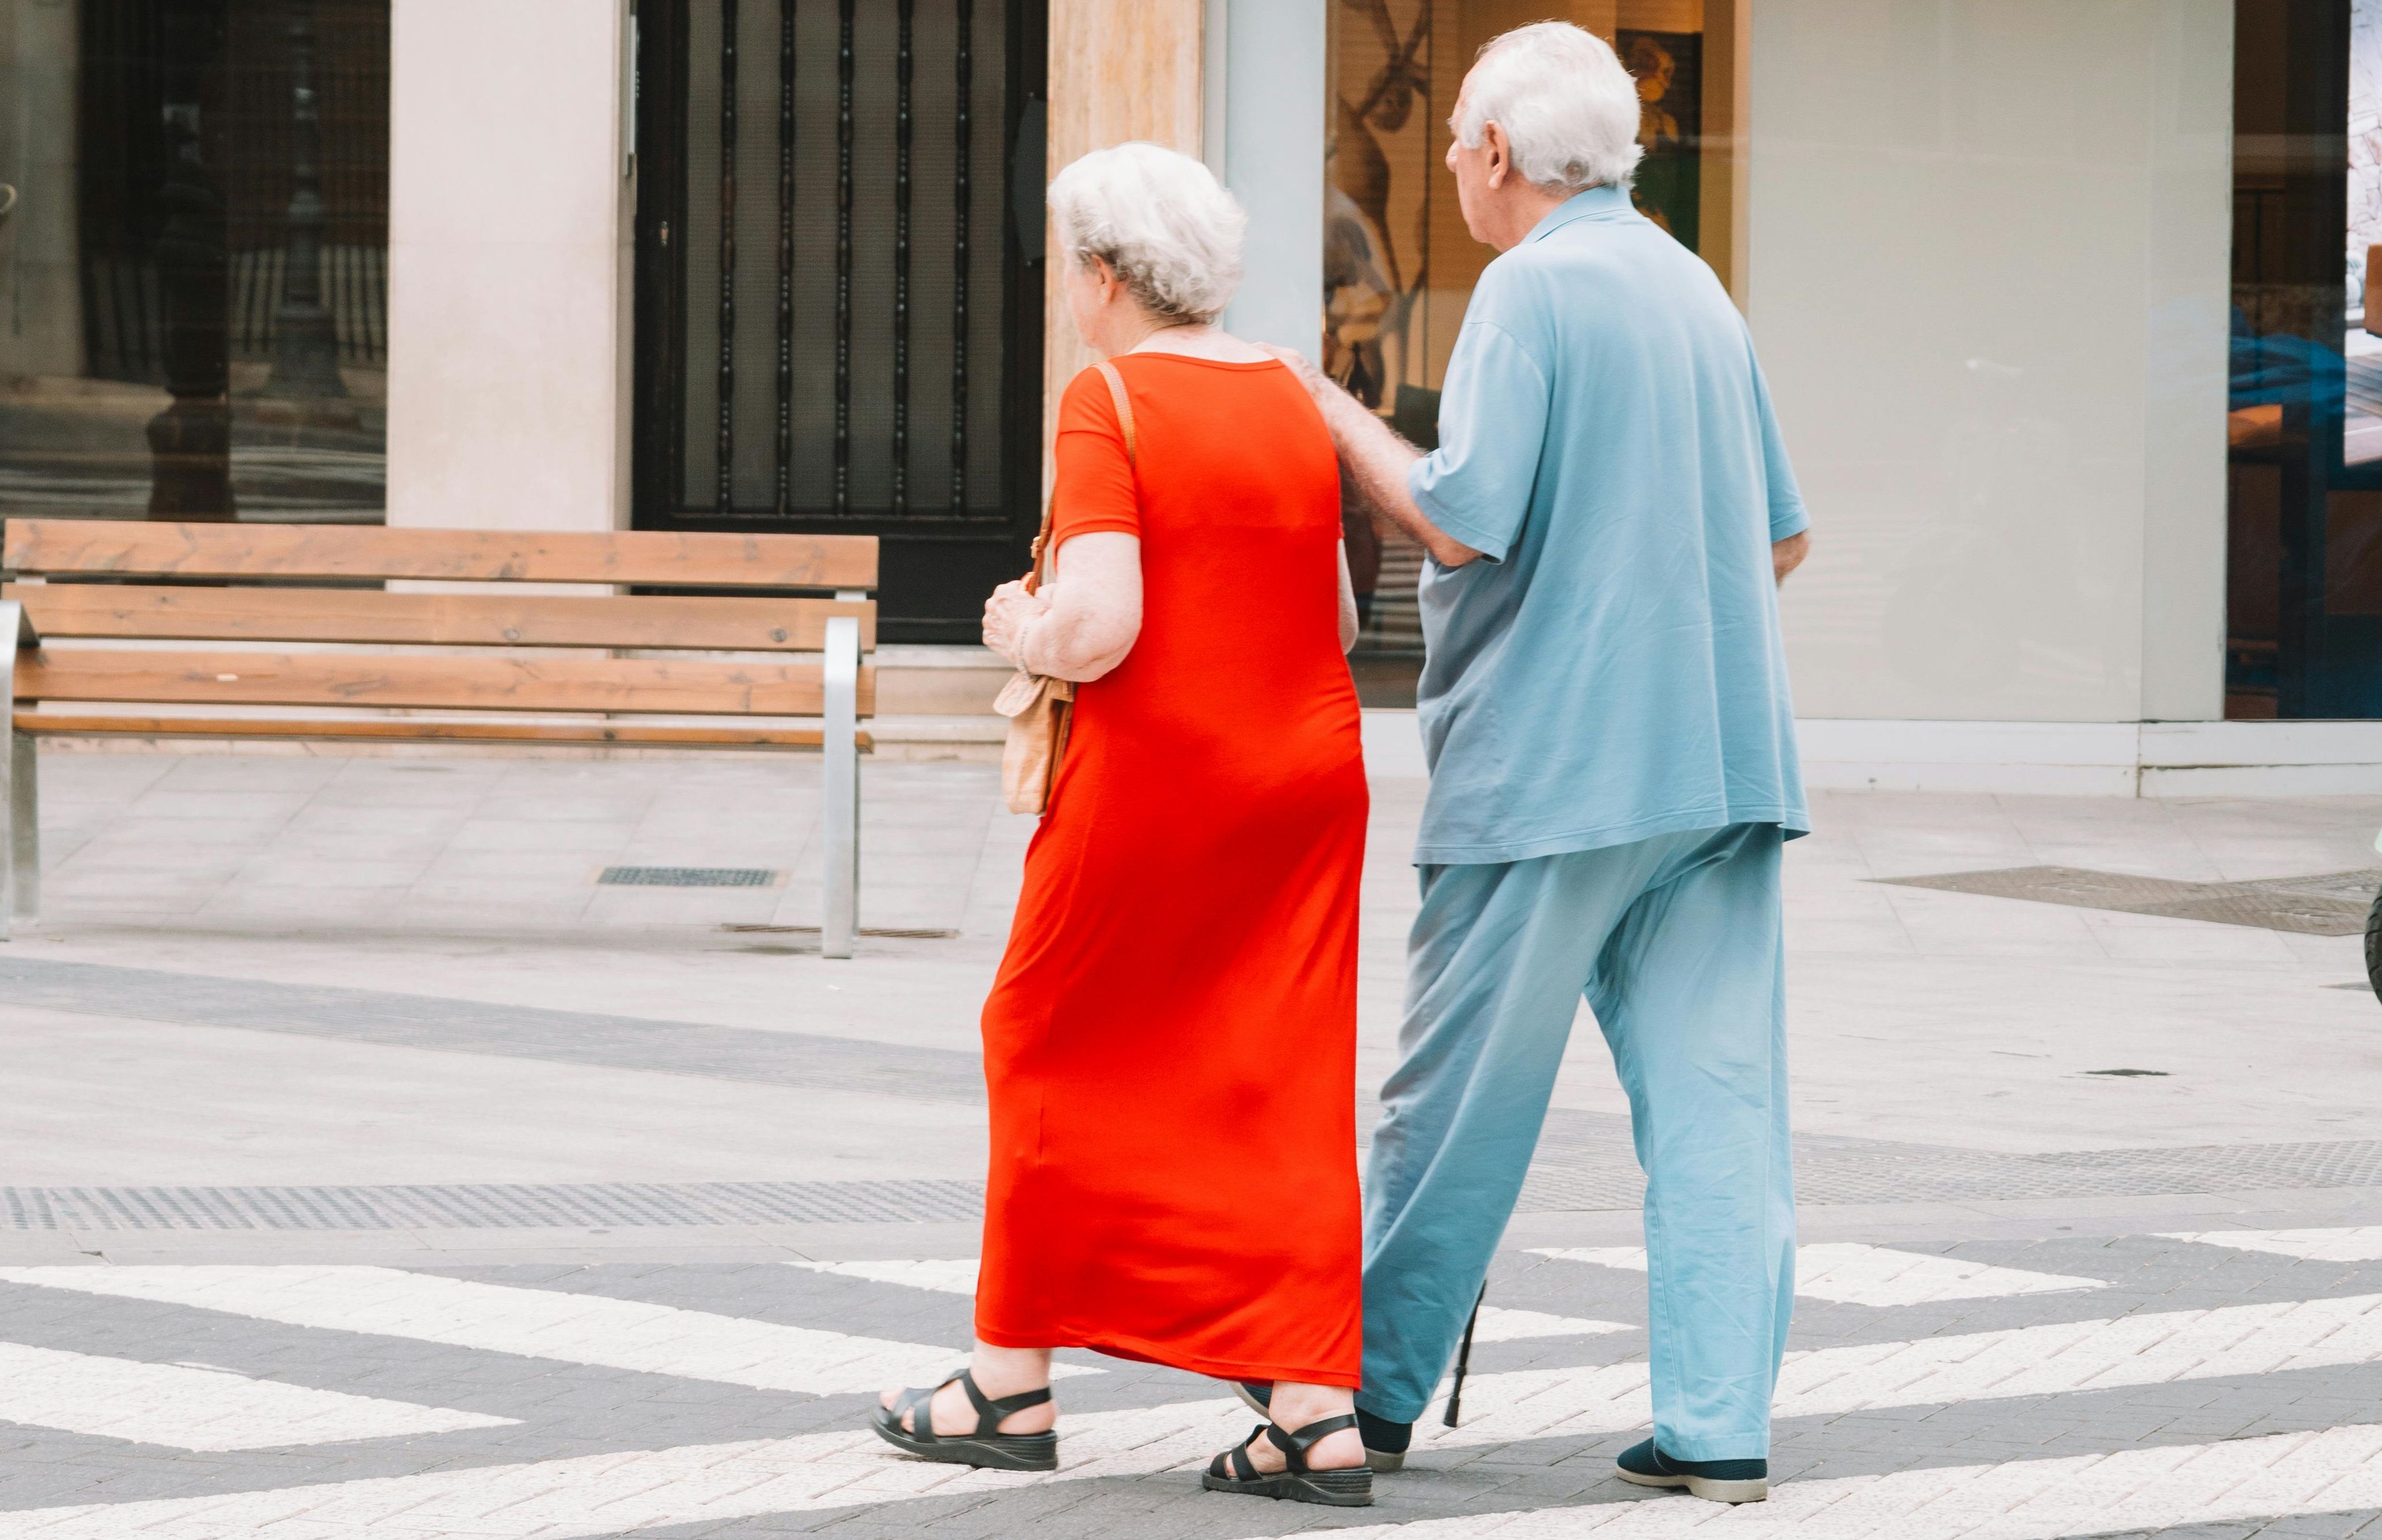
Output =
[{"x1": 997, "y1": 360, "x2": 1137, "y2": 816}]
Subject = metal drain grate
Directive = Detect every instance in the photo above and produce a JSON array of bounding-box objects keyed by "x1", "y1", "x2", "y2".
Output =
[
  {"x1": 0, "y1": 1180, "x2": 986, "y2": 1231},
  {"x1": 600, "y1": 866, "x2": 780, "y2": 888},
  {"x1": 1875, "y1": 865, "x2": 2381, "y2": 936}
]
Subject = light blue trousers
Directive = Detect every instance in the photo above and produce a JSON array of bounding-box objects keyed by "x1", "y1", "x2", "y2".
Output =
[{"x1": 1359, "y1": 823, "x2": 1795, "y2": 1461}]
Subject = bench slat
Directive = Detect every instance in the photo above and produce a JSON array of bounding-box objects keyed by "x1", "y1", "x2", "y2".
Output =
[
  {"x1": 4, "y1": 520, "x2": 878, "y2": 589},
  {"x1": 2, "y1": 584, "x2": 877, "y2": 651},
  {"x1": 13, "y1": 713, "x2": 873, "y2": 750},
  {"x1": 16, "y1": 649, "x2": 876, "y2": 716}
]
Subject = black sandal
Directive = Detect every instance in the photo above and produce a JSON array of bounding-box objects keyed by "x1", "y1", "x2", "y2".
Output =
[
  {"x1": 1202, "y1": 1414, "x2": 1374, "y2": 1507},
  {"x1": 870, "y1": 1368, "x2": 1057, "y2": 1472}
]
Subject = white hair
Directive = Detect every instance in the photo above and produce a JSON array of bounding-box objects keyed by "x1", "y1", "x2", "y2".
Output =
[
  {"x1": 1453, "y1": 22, "x2": 1643, "y2": 195},
  {"x1": 1047, "y1": 142, "x2": 1246, "y2": 325}
]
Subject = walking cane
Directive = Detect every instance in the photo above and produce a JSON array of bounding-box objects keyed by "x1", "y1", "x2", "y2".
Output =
[{"x1": 1442, "y1": 1283, "x2": 1487, "y2": 1427}]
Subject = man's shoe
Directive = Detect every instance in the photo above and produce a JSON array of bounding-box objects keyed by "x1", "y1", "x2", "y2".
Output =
[
  {"x1": 1229, "y1": 1383, "x2": 1412, "y2": 1473},
  {"x1": 1614, "y1": 1438, "x2": 1768, "y2": 1504}
]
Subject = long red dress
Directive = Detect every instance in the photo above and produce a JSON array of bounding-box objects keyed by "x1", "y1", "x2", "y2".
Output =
[{"x1": 974, "y1": 354, "x2": 1367, "y2": 1388}]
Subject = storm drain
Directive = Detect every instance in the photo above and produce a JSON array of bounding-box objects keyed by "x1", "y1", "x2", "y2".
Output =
[
  {"x1": 599, "y1": 866, "x2": 780, "y2": 888},
  {"x1": 0, "y1": 1180, "x2": 985, "y2": 1231},
  {"x1": 1874, "y1": 865, "x2": 2380, "y2": 936}
]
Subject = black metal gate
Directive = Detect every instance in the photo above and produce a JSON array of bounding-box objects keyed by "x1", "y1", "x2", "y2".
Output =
[{"x1": 632, "y1": 0, "x2": 1047, "y2": 640}]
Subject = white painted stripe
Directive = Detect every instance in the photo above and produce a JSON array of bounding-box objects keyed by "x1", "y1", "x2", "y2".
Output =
[
  {"x1": 787, "y1": 1259, "x2": 1628, "y2": 1342},
  {"x1": 0, "y1": 1341, "x2": 514, "y2": 1452},
  {"x1": 1529, "y1": 1242, "x2": 2107, "y2": 1305},
  {"x1": 1470, "y1": 1306, "x2": 1630, "y2": 1343},
  {"x1": 789, "y1": 1258, "x2": 983, "y2": 1293},
  {"x1": 1242, "y1": 1425, "x2": 2382, "y2": 1540},
  {"x1": 0, "y1": 1395, "x2": 1256, "y2": 1540},
  {"x1": 0, "y1": 1267, "x2": 1090, "y2": 1397},
  {"x1": 1420, "y1": 1291, "x2": 2382, "y2": 1452},
  {"x1": 2163, "y1": 1226, "x2": 2382, "y2": 1263}
]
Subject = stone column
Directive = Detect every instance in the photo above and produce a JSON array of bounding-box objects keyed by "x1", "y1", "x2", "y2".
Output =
[
  {"x1": 1040, "y1": 0, "x2": 1204, "y2": 495},
  {"x1": 384, "y1": 0, "x2": 633, "y2": 533}
]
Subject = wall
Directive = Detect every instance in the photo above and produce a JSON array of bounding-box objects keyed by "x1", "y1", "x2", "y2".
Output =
[
  {"x1": 1214, "y1": 0, "x2": 1326, "y2": 353},
  {"x1": 384, "y1": 0, "x2": 633, "y2": 533},
  {"x1": 1752, "y1": 0, "x2": 2233, "y2": 723}
]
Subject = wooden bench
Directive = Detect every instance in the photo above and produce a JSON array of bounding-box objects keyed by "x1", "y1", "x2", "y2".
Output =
[{"x1": 0, "y1": 518, "x2": 879, "y2": 956}]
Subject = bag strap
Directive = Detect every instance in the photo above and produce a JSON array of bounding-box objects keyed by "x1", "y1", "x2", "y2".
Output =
[
  {"x1": 1028, "y1": 360, "x2": 1140, "y2": 593},
  {"x1": 1097, "y1": 359, "x2": 1138, "y2": 464}
]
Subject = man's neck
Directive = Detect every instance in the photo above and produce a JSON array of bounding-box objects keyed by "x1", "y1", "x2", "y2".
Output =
[{"x1": 1488, "y1": 183, "x2": 1575, "y2": 252}]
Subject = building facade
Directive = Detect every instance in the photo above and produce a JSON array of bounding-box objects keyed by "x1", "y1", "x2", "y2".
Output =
[{"x1": 0, "y1": 1, "x2": 2375, "y2": 792}]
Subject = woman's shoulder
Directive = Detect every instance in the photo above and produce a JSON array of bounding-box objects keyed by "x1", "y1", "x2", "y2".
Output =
[{"x1": 1056, "y1": 364, "x2": 1128, "y2": 436}]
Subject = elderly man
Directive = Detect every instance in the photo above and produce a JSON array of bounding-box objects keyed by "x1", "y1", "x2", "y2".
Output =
[{"x1": 1271, "y1": 21, "x2": 1809, "y2": 1504}]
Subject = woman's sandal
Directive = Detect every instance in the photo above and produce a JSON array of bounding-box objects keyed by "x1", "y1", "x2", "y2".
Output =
[
  {"x1": 1201, "y1": 1414, "x2": 1375, "y2": 1507},
  {"x1": 870, "y1": 1368, "x2": 1057, "y2": 1472}
]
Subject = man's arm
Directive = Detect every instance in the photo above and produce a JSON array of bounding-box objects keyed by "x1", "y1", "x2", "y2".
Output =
[
  {"x1": 1267, "y1": 348, "x2": 1483, "y2": 569},
  {"x1": 1773, "y1": 530, "x2": 1809, "y2": 585}
]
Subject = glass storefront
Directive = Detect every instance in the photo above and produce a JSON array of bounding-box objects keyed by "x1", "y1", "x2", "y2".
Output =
[
  {"x1": 2225, "y1": 0, "x2": 2382, "y2": 717},
  {"x1": 1322, "y1": 0, "x2": 1742, "y2": 704},
  {"x1": 0, "y1": 0, "x2": 389, "y2": 525}
]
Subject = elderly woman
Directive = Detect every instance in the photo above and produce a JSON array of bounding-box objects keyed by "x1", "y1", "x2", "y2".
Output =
[{"x1": 871, "y1": 142, "x2": 1372, "y2": 1508}]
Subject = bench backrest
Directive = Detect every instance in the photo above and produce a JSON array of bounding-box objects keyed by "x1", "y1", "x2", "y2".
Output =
[{"x1": 3, "y1": 519, "x2": 881, "y2": 719}]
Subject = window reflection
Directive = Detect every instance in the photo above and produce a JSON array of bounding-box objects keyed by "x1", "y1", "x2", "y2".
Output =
[
  {"x1": 0, "y1": 0, "x2": 388, "y2": 524},
  {"x1": 1323, "y1": 0, "x2": 1741, "y2": 705}
]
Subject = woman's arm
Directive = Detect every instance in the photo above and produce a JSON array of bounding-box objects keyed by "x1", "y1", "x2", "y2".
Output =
[
  {"x1": 982, "y1": 532, "x2": 1143, "y2": 682},
  {"x1": 1337, "y1": 539, "x2": 1359, "y2": 654}
]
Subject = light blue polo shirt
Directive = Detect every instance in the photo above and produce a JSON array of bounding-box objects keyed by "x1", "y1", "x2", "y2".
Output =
[{"x1": 1407, "y1": 183, "x2": 1809, "y2": 866}]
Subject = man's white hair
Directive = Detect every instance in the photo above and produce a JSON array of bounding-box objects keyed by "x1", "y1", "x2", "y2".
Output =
[
  {"x1": 1047, "y1": 142, "x2": 1246, "y2": 325},
  {"x1": 1453, "y1": 22, "x2": 1643, "y2": 195}
]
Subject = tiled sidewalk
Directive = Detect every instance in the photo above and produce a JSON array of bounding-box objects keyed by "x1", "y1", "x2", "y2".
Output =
[{"x1": 5, "y1": 748, "x2": 2382, "y2": 1535}]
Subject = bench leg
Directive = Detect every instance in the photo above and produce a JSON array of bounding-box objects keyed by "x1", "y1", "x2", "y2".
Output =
[
  {"x1": 9, "y1": 732, "x2": 36, "y2": 932},
  {"x1": 0, "y1": 601, "x2": 26, "y2": 941},
  {"x1": 821, "y1": 615, "x2": 860, "y2": 959}
]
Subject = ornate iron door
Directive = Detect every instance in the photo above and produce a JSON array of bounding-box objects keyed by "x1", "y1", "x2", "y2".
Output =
[{"x1": 632, "y1": 0, "x2": 1046, "y2": 640}]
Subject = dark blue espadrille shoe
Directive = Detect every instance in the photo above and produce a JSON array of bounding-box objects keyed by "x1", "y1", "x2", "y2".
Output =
[
  {"x1": 1229, "y1": 1383, "x2": 1412, "y2": 1472},
  {"x1": 1615, "y1": 1438, "x2": 1768, "y2": 1504}
]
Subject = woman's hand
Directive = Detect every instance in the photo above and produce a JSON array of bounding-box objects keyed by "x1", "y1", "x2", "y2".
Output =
[{"x1": 983, "y1": 580, "x2": 1051, "y2": 667}]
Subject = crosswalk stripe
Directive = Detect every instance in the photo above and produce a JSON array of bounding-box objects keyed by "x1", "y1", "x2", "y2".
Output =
[
  {"x1": 2161, "y1": 1226, "x2": 2382, "y2": 1262},
  {"x1": 790, "y1": 1258, "x2": 982, "y2": 1292},
  {"x1": 790, "y1": 1257, "x2": 1628, "y2": 1342},
  {"x1": 0, "y1": 1267, "x2": 1090, "y2": 1397},
  {"x1": 1239, "y1": 1424, "x2": 2382, "y2": 1540},
  {"x1": 1419, "y1": 1291, "x2": 2382, "y2": 1451},
  {"x1": 0, "y1": 1341, "x2": 514, "y2": 1452},
  {"x1": 1529, "y1": 1242, "x2": 2107, "y2": 1306},
  {"x1": 0, "y1": 1395, "x2": 1256, "y2": 1540},
  {"x1": 1470, "y1": 1306, "x2": 1632, "y2": 1342}
]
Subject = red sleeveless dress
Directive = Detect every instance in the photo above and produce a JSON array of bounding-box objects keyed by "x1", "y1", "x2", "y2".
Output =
[{"x1": 973, "y1": 355, "x2": 1366, "y2": 1387}]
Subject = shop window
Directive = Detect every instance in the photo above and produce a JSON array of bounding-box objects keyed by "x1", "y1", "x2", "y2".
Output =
[
  {"x1": 2225, "y1": 0, "x2": 2382, "y2": 716},
  {"x1": 0, "y1": 0, "x2": 389, "y2": 525},
  {"x1": 1323, "y1": 0, "x2": 1744, "y2": 705}
]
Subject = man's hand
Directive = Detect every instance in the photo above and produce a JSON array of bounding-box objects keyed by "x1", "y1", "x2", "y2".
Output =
[
  {"x1": 1772, "y1": 531, "x2": 1810, "y2": 585},
  {"x1": 1258, "y1": 345, "x2": 1483, "y2": 569}
]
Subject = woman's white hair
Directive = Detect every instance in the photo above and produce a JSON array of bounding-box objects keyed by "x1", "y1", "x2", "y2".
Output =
[
  {"x1": 1453, "y1": 22, "x2": 1643, "y2": 195},
  {"x1": 1047, "y1": 142, "x2": 1246, "y2": 325}
]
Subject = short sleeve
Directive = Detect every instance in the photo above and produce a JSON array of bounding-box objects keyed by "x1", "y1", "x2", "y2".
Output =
[
  {"x1": 1407, "y1": 319, "x2": 1551, "y2": 564},
  {"x1": 1750, "y1": 353, "x2": 1810, "y2": 542},
  {"x1": 1051, "y1": 366, "x2": 1140, "y2": 544}
]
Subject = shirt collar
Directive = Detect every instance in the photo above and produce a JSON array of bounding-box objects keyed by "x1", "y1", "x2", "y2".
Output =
[{"x1": 1522, "y1": 182, "x2": 1636, "y2": 244}]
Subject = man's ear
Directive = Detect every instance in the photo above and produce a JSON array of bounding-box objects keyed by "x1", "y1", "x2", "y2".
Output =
[{"x1": 1483, "y1": 121, "x2": 1511, "y2": 190}]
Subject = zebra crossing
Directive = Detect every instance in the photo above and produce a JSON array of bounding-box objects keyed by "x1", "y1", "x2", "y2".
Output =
[{"x1": 0, "y1": 1228, "x2": 2376, "y2": 1538}]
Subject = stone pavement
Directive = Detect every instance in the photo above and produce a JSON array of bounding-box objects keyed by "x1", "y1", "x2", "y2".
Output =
[{"x1": 3, "y1": 745, "x2": 2381, "y2": 1537}]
